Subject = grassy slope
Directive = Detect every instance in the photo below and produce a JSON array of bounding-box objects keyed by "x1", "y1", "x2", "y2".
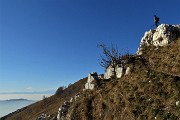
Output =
[
  {"x1": 2, "y1": 36, "x2": 180, "y2": 120},
  {"x1": 141, "y1": 38, "x2": 180, "y2": 77},
  {"x1": 2, "y1": 77, "x2": 87, "y2": 120},
  {"x1": 68, "y1": 38, "x2": 180, "y2": 120}
]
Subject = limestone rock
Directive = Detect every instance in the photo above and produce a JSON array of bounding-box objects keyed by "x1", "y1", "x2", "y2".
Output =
[
  {"x1": 85, "y1": 72, "x2": 99, "y2": 90},
  {"x1": 104, "y1": 64, "x2": 130, "y2": 79},
  {"x1": 125, "y1": 67, "x2": 131, "y2": 75},
  {"x1": 137, "y1": 24, "x2": 180, "y2": 55},
  {"x1": 104, "y1": 66, "x2": 115, "y2": 79},
  {"x1": 115, "y1": 65, "x2": 123, "y2": 78},
  {"x1": 176, "y1": 101, "x2": 180, "y2": 106}
]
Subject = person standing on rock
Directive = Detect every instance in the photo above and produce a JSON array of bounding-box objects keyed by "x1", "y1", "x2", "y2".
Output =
[{"x1": 154, "y1": 15, "x2": 160, "y2": 27}]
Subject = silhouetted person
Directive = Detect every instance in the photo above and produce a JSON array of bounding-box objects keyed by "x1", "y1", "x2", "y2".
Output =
[{"x1": 154, "y1": 15, "x2": 160, "y2": 27}]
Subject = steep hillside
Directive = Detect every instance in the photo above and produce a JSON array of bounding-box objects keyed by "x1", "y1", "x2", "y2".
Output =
[
  {"x1": 69, "y1": 55, "x2": 180, "y2": 120},
  {"x1": 1, "y1": 24, "x2": 180, "y2": 120},
  {"x1": 1, "y1": 77, "x2": 87, "y2": 120},
  {"x1": 61, "y1": 24, "x2": 180, "y2": 120},
  {"x1": 141, "y1": 38, "x2": 180, "y2": 77}
]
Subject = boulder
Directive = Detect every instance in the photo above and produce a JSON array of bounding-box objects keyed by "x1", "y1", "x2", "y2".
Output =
[
  {"x1": 104, "y1": 64, "x2": 130, "y2": 79},
  {"x1": 115, "y1": 65, "x2": 123, "y2": 78},
  {"x1": 137, "y1": 24, "x2": 180, "y2": 55},
  {"x1": 85, "y1": 72, "x2": 99, "y2": 90},
  {"x1": 85, "y1": 83, "x2": 94, "y2": 90},
  {"x1": 176, "y1": 101, "x2": 180, "y2": 106},
  {"x1": 125, "y1": 67, "x2": 131, "y2": 75},
  {"x1": 104, "y1": 65, "x2": 115, "y2": 79}
]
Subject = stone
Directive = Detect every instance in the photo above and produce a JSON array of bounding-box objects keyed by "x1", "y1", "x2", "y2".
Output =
[
  {"x1": 125, "y1": 67, "x2": 131, "y2": 75},
  {"x1": 98, "y1": 74, "x2": 104, "y2": 79},
  {"x1": 57, "y1": 104, "x2": 69, "y2": 120},
  {"x1": 116, "y1": 65, "x2": 123, "y2": 78},
  {"x1": 137, "y1": 24, "x2": 180, "y2": 55},
  {"x1": 61, "y1": 105, "x2": 68, "y2": 114},
  {"x1": 104, "y1": 65, "x2": 115, "y2": 79},
  {"x1": 84, "y1": 72, "x2": 99, "y2": 90},
  {"x1": 41, "y1": 113, "x2": 46, "y2": 120},
  {"x1": 85, "y1": 82, "x2": 94, "y2": 90},
  {"x1": 70, "y1": 97, "x2": 73, "y2": 103},
  {"x1": 87, "y1": 72, "x2": 98, "y2": 83},
  {"x1": 104, "y1": 64, "x2": 131, "y2": 79},
  {"x1": 176, "y1": 101, "x2": 180, "y2": 106},
  {"x1": 104, "y1": 64, "x2": 132, "y2": 79},
  {"x1": 74, "y1": 93, "x2": 80, "y2": 101}
]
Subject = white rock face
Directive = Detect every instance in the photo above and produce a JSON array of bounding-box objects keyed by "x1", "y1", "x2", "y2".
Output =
[
  {"x1": 125, "y1": 67, "x2": 131, "y2": 75},
  {"x1": 137, "y1": 24, "x2": 180, "y2": 55},
  {"x1": 85, "y1": 80, "x2": 95, "y2": 90},
  {"x1": 104, "y1": 66, "x2": 115, "y2": 79},
  {"x1": 104, "y1": 65, "x2": 130, "y2": 79},
  {"x1": 115, "y1": 65, "x2": 123, "y2": 78},
  {"x1": 85, "y1": 72, "x2": 99, "y2": 90}
]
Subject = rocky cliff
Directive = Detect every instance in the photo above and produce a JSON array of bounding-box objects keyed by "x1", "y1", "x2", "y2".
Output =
[{"x1": 137, "y1": 24, "x2": 180, "y2": 55}]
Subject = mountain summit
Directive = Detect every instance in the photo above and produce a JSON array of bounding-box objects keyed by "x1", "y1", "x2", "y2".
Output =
[
  {"x1": 1, "y1": 24, "x2": 180, "y2": 120},
  {"x1": 137, "y1": 24, "x2": 180, "y2": 55}
]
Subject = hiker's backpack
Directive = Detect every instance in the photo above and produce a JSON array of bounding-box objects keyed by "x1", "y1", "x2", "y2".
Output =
[{"x1": 156, "y1": 17, "x2": 160, "y2": 22}]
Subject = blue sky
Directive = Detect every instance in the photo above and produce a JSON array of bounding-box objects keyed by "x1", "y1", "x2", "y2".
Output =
[{"x1": 0, "y1": 0, "x2": 179, "y2": 93}]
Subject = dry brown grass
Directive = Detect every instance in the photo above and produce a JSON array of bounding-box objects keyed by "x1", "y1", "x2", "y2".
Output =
[
  {"x1": 2, "y1": 77, "x2": 87, "y2": 120},
  {"x1": 69, "y1": 56, "x2": 180, "y2": 120},
  {"x1": 142, "y1": 38, "x2": 180, "y2": 77}
]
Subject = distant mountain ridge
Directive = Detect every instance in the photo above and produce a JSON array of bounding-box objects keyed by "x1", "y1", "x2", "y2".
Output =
[
  {"x1": 4, "y1": 99, "x2": 32, "y2": 101},
  {"x1": 0, "y1": 89, "x2": 55, "y2": 94}
]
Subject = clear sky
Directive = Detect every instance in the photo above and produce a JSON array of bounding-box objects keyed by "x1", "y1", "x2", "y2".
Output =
[{"x1": 0, "y1": 0, "x2": 179, "y2": 93}]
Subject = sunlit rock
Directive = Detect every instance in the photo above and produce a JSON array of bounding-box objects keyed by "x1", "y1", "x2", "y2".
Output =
[
  {"x1": 137, "y1": 24, "x2": 180, "y2": 55},
  {"x1": 125, "y1": 67, "x2": 131, "y2": 75},
  {"x1": 85, "y1": 72, "x2": 99, "y2": 90},
  {"x1": 115, "y1": 65, "x2": 123, "y2": 78}
]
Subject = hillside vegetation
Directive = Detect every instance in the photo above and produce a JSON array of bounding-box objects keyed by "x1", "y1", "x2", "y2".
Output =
[
  {"x1": 1, "y1": 26, "x2": 180, "y2": 120},
  {"x1": 66, "y1": 33, "x2": 180, "y2": 120},
  {"x1": 142, "y1": 38, "x2": 180, "y2": 77},
  {"x1": 1, "y1": 78, "x2": 87, "y2": 120}
]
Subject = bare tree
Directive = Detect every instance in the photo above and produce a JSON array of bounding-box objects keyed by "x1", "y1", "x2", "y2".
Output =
[
  {"x1": 98, "y1": 43, "x2": 132, "y2": 78},
  {"x1": 98, "y1": 43, "x2": 121, "y2": 71},
  {"x1": 98, "y1": 43, "x2": 120, "y2": 68}
]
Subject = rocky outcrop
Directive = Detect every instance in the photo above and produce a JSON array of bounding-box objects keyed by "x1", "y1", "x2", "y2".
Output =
[
  {"x1": 104, "y1": 65, "x2": 131, "y2": 79},
  {"x1": 57, "y1": 93, "x2": 81, "y2": 120},
  {"x1": 104, "y1": 65, "x2": 115, "y2": 79},
  {"x1": 137, "y1": 24, "x2": 180, "y2": 55},
  {"x1": 84, "y1": 72, "x2": 101, "y2": 90},
  {"x1": 57, "y1": 101, "x2": 70, "y2": 120},
  {"x1": 115, "y1": 65, "x2": 124, "y2": 78},
  {"x1": 35, "y1": 113, "x2": 52, "y2": 120},
  {"x1": 125, "y1": 66, "x2": 131, "y2": 75}
]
